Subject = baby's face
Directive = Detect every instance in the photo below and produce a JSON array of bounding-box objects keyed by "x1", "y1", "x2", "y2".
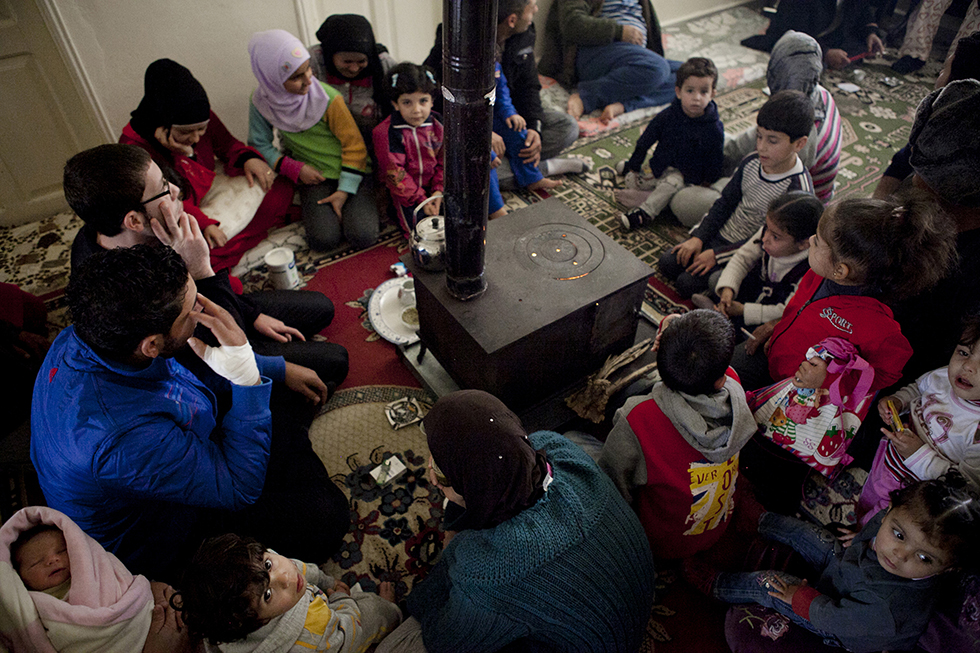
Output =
[
  {"x1": 17, "y1": 530, "x2": 70, "y2": 591},
  {"x1": 793, "y1": 356, "x2": 828, "y2": 389}
]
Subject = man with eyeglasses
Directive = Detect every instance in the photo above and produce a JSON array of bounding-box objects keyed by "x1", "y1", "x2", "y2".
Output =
[{"x1": 63, "y1": 143, "x2": 349, "y2": 393}]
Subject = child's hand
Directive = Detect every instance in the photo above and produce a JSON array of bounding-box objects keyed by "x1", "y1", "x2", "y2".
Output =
[
  {"x1": 746, "y1": 320, "x2": 777, "y2": 356},
  {"x1": 824, "y1": 48, "x2": 851, "y2": 70},
  {"x1": 838, "y1": 530, "x2": 859, "y2": 548},
  {"x1": 299, "y1": 164, "x2": 326, "y2": 185},
  {"x1": 317, "y1": 190, "x2": 349, "y2": 219},
  {"x1": 154, "y1": 126, "x2": 195, "y2": 157},
  {"x1": 716, "y1": 288, "x2": 735, "y2": 314},
  {"x1": 491, "y1": 132, "x2": 506, "y2": 157},
  {"x1": 867, "y1": 33, "x2": 884, "y2": 56},
  {"x1": 204, "y1": 224, "x2": 228, "y2": 249},
  {"x1": 506, "y1": 114, "x2": 526, "y2": 131},
  {"x1": 243, "y1": 157, "x2": 275, "y2": 191},
  {"x1": 882, "y1": 426, "x2": 923, "y2": 459},
  {"x1": 653, "y1": 313, "x2": 683, "y2": 352},
  {"x1": 686, "y1": 249, "x2": 716, "y2": 276},
  {"x1": 672, "y1": 237, "x2": 703, "y2": 267},
  {"x1": 327, "y1": 581, "x2": 350, "y2": 598},
  {"x1": 877, "y1": 395, "x2": 904, "y2": 425},
  {"x1": 766, "y1": 575, "x2": 805, "y2": 605},
  {"x1": 723, "y1": 300, "x2": 744, "y2": 317},
  {"x1": 423, "y1": 194, "x2": 443, "y2": 216}
]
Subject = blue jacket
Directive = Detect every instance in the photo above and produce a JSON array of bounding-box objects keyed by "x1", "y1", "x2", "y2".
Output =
[
  {"x1": 30, "y1": 326, "x2": 284, "y2": 578},
  {"x1": 625, "y1": 97, "x2": 724, "y2": 186}
]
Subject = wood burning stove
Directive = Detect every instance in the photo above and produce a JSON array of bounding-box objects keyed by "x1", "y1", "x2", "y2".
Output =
[{"x1": 404, "y1": 199, "x2": 653, "y2": 411}]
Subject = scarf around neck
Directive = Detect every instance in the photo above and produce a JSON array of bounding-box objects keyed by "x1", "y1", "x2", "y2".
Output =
[{"x1": 248, "y1": 29, "x2": 329, "y2": 133}]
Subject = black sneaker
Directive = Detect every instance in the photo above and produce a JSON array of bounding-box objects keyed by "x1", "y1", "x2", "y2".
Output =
[
  {"x1": 891, "y1": 55, "x2": 925, "y2": 74},
  {"x1": 620, "y1": 207, "x2": 651, "y2": 231}
]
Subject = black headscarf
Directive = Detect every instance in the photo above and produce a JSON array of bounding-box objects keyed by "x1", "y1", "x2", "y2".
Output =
[
  {"x1": 424, "y1": 390, "x2": 550, "y2": 531},
  {"x1": 315, "y1": 14, "x2": 386, "y2": 109},
  {"x1": 129, "y1": 59, "x2": 210, "y2": 143}
]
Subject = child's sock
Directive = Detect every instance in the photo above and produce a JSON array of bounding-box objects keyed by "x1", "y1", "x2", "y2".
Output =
[{"x1": 539, "y1": 157, "x2": 592, "y2": 177}]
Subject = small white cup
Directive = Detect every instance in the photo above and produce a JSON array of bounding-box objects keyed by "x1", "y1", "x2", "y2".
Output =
[
  {"x1": 264, "y1": 247, "x2": 300, "y2": 289},
  {"x1": 397, "y1": 279, "x2": 416, "y2": 306}
]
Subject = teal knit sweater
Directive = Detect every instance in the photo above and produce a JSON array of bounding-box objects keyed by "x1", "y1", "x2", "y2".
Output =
[{"x1": 407, "y1": 431, "x2": 656, "y2": 652}]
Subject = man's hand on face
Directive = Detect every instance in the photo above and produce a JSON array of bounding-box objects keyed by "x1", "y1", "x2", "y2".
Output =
[
  {"x1": 519, "y1": 129, "x2": 542, "y2": 166},
  {"x1": 152, "y1": 202, "x2": 214, "y2": 280},
  {"x1": 284, "y1": 361, "x2": 330, "y2": 405},
  {"x1": 189, "y1": 294, "x2": 261, "y2": 386}
]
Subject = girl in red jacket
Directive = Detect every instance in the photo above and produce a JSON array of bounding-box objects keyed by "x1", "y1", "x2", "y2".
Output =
[
  {"x1": 734, "y1": 192, "x2": 958, "y2": 395},
  {"x1": 734, "y1": 192, "x2": 958, "y2": 514}
]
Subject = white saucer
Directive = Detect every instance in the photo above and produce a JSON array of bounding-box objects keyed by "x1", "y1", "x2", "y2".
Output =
[{"x1": 368, "y1": 277, "x2": 420, "y2": 345}]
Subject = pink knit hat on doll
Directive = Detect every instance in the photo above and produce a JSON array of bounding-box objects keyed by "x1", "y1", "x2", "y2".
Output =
[{"x1": 805, "y1": 337, "x2": 874, "y2": 411}]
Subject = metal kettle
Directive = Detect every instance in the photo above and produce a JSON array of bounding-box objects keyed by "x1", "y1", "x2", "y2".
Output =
[{"x1": 410, "y1": 195, "x2": 446, "y2": 271}]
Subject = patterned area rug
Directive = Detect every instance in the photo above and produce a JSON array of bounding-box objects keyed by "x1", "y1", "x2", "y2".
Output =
[
  {"x1": 308, "y1": 385, "x2": 680, "y2": 651},
  {"x1": 309, "y1": 385, "x2": 438, "y2": 601}
]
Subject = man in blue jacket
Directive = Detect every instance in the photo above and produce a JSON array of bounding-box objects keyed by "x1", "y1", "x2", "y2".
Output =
[{"x1": 30, "y1": 245, "x2": 349, "y2": 582}]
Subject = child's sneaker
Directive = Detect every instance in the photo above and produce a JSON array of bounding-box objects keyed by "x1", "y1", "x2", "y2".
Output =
[{"x1": 620, "y1": 207, "x2": 652, "y2": 231}]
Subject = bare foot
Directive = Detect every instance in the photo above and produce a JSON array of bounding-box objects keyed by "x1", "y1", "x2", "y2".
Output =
[
  {"x1": 378, "y1": 581, "x2": 395, "y2": 602},
  {"x1": 599, "y1": 102, "x2": 625, "y2": 124},
  {"x1": 489, "y1": 208, "x2": 508, "y2": 220},
  {"x1": 528, "y1": 178, "x2": 562, "y2": 191},
  {"x1": 567, "y1": 92, "x2": 584, "y2": 119}
]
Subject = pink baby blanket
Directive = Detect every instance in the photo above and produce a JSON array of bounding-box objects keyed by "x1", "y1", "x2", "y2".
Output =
[{"x1": 0, "y1": 506, "x2": 153, "y2": 652}]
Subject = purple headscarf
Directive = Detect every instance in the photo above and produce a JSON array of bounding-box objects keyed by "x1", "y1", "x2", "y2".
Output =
[{"x1": 248, "y1": 29, "x2": 329, "y2": 133}]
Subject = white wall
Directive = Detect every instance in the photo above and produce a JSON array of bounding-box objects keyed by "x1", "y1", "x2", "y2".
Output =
[
  {"x1": 47, "y1": 0, "x2": 742, "y2": 144},
  {"x1": 47, "y1": 0, "x2": 441, "y2": 142},
  {"x1": 534, "y1": 0, "x2": 752, "y2": 29}
]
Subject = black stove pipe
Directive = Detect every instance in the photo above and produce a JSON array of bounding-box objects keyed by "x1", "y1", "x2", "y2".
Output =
[{"x1": 440, "y1": 0, "x2": 497, "y2": 300}]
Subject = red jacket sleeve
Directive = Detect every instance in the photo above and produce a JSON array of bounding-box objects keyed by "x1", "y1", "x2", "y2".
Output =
[{"x1": 203, "y1": 111, "x2": 262, "y2": 177}]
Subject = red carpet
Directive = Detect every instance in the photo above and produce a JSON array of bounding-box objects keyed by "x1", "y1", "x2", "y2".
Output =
[{"x1": 304, "y1": 236, "x2": 420, "y2": 390}]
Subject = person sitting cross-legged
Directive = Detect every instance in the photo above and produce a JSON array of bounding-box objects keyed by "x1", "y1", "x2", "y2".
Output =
[{"x1": 31, "y1": 245, "x2": 350, "y2": 584}]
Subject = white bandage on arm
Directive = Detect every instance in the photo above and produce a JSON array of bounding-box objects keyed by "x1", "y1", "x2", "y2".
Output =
[{"x1": 197, "y1": 343, "x2": 261, "y2": 386}]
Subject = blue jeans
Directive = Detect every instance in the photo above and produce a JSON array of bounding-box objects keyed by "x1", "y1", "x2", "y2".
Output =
[
  {"x1": 494, "y1": 113, "x2": 544, "y2": 189},
  {"x1": 713, "y1": 513, "x2": 842, "y2": 644},
  {"x1": 576, "y1": 42, "x2": 676, "y2": 113}
]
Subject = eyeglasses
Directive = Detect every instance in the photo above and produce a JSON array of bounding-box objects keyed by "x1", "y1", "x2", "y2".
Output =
[{"x1": 141, "y1": 179, "x2": 172, "y2": 205}]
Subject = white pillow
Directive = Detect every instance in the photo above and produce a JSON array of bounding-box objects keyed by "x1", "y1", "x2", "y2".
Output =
[{"x1": 199, "y1": 164, "x2": 268, "y2": 240}]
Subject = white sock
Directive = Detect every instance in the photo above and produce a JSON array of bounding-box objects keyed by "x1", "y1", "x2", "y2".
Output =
[{"x1": 540, "y1": 157, "x2": 592, "y2": 177}]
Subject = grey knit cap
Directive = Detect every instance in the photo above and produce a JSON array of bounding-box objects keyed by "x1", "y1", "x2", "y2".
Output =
[
  {"x1": 767, "y1": 31, "x2": 824, "y2": 120},
  {"x1": 909, "y1": 79, "x2": 980, "y2": 208}
]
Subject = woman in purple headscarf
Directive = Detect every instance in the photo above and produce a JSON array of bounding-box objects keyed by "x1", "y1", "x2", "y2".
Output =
[{"x1": 247, "y1": 29, "x2": 378, "y2": 252}]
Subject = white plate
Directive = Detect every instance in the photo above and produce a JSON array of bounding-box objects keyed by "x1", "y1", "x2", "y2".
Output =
[{"x1": 368, "y1": 277, "x2": 420, "y2": 345}]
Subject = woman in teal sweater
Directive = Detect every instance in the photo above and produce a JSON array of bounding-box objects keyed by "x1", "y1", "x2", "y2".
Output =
[{"x1": 377, "y1": 390, "x2": 656, "y2": 653}]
